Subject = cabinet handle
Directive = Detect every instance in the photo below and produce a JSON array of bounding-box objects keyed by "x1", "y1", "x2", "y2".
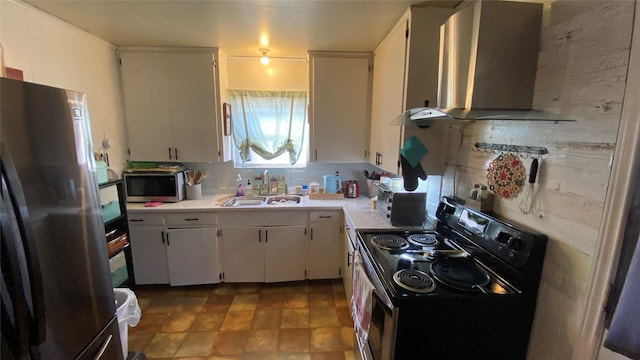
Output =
[
  {"x1": 175, "y1": 147, "x2": 179, "y2": 160},
  {"x1": 166, "y1": 233, "x2": 170, "y2": 246},
  {"x1": 168, "y1": 147, "x2": 172, "y2": 160},
  {"x1": 310, "y1": 228, "x2": 314, "y2": 240},
  {"x1": 319, "y1": 215, "x2": 332, "y2": 219},
  {"x1": 265, "y1": 229, "x2": 268, "y2": 243},
  {"x1": 184, "y1": 218, "x2": 199, "y2": 222},
  {"x1": 258, "y1": 230, "x2": 262, "y2": 243},
  {"x1": 161, "y1": 231, "x2": 165, "y2": 244},
  {"x1": 130, "y1": 219, "x2": 144, "y2": 222},
  {"x1": 348, "y1": 252, "x2": 352, "y2": 266}
]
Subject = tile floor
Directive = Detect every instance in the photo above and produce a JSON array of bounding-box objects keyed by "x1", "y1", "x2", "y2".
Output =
[{"x1": 128, "y1": 279, "x2": 359, "y2": 360}]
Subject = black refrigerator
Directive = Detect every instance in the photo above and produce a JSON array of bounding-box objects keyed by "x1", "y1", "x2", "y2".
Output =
[{"x1": 1, "y1": 78, "x2": 124, "y2": 359}]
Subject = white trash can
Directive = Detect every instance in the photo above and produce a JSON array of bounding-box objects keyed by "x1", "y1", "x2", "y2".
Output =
[{"x1": 114, "y1": 288, "x2": 142, "y2": 359}]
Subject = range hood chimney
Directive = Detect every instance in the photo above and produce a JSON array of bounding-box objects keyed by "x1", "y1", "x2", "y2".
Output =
[{"x1": 396, "y1": 0, "x2": 574, "y2": 125}]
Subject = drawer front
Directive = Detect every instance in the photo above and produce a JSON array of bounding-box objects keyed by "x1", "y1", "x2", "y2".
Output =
[
  {"x1": 166, "y1": 212, "x2": 216, "y2": 226},
  {"x1": 309, "y1": 211, "x2": 342, "y2": 222},
  {"x1": 218, "y1": 211, "x2": 307, "y2": 226},
  {"x1": 127, "y1": 213, "x2": 165, "y2": 226}
]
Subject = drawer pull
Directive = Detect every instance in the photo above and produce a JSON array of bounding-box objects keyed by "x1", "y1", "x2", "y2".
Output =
[
  {"x1": 319, "y1": 215, "x2": 333, "y2": 219},
  {"x1": 184, "y1": 218, "x2": 199, "y2": 221},
  {"x1": 130, "y1": 219, "x2": 144, "y2": 222}
]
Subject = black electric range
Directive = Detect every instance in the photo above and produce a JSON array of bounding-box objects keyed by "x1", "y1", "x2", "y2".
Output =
[{"x1": 354, "y1": 196, "x2": 548, "y2": 360}]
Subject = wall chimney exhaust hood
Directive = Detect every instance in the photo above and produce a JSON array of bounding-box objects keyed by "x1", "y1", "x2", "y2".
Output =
[{"x1": 395, "y1": 0, "x2": 575, "y2": 126}]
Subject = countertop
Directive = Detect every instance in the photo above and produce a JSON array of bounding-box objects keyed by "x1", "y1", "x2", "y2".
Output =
[{"x1": 126, "y1": 194, "x2": 435, "y2": 230}]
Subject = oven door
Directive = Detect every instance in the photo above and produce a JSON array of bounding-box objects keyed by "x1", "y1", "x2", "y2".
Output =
[
  {"x1": 354, "y1": 245, "x2": 397, "y2": 360},
  {"x1": 368, "y1": 291, "x2": 396, "y2": 360}
]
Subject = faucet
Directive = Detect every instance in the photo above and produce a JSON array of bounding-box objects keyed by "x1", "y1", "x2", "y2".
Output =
[{"x1": 263, "y1": 170, "x2": 269, "y2": 194}]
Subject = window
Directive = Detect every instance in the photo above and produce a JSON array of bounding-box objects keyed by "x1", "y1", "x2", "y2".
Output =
[{"x1": 229, "y1": 89, "x2": 308, "y2": 167}]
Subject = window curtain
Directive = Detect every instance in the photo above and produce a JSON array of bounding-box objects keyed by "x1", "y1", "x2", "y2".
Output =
[{"x1": 229, "y1": 89, "x2": 307, "y2": 165}]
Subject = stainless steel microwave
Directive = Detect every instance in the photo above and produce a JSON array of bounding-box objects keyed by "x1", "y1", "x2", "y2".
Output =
[{"x1": 123, "y1": 171, "x2": 185, "y2": 202}]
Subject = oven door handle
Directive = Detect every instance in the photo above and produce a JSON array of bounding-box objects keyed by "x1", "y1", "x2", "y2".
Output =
[{"x1": 354, "y1": 247, "x2": 395, "y2": 312}]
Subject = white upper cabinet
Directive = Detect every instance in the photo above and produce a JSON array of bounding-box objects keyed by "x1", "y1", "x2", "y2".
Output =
[
  {"x1": 118, "y1": 48, "x2": 229, "y2": 163},
  {"x1": 309, "y1": 52, "x2": 372, "y2": 162},
  {"x1": 369, "y1": 7, "x2": 454, "y2": 174}
]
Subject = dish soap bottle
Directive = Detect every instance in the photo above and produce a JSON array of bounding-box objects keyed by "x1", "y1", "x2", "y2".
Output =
[{"x1": 236, "y1": 174, "x2": 244, "y2": 196}]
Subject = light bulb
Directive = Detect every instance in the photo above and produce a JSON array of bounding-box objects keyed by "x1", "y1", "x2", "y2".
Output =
[{"x1": 259, "y1": 48, "x2": 270, "y2": 65}]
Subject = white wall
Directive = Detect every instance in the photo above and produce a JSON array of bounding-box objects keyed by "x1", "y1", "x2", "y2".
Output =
[
  {"x1": 0, "y1": 0, "x2": 128, "y2": 173},
  {"x1": 429, "y1": 1, "x2": 636, "y2": 359},
  {"x1": 227, "y1": 57, "x2": 308, "y2": 91}
]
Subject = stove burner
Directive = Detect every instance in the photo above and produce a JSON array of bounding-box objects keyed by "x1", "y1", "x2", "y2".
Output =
[
  {"x1": 430, "y1": 258, "x2": 490, "y2": 292},
  {"x1": 371, "y1": 234, "x2": 409, "y2": 251},
  {"x1": 393, "y1": 269, "x2": 436, "y2": 293},
  {"x1": 407, "y1": 233, "x2": 439, "y2": 247}
]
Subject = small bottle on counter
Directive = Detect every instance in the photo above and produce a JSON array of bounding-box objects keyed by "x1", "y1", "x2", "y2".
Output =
[
  {"x1": 470, "y1": 183, "x2": 480, "y2": 199},
  {"x1": 477, "y1": 185, "x2": 489, "y2": 201}
]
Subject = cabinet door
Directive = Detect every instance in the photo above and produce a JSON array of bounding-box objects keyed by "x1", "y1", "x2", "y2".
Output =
[
  {"x1": 311, "y1": 54, "x2": 371, "y2": 162},
  {"x1": 220, "y1": 226, "x2": 264, "y2": 282},
  {"x1": 128, "y1": 225, "x2": 169, "y2": 284},
  {"x1": 264, "y1": 226, "x2": 307, "y2": 282},
  {"x1": 369, "y1": 18, "x2": 407, "y2": 173},
  {"x1": 167, "y1": 53, "x2": 220, "y2": 163},
  {"x1": 119, "y1": 52, "x2": 173, "y2": 161},
  {"x1": 308, "y1": 221, "x2": 342, "y2": 279},
  {"x1": 165, "y1": 227, "x2": 220, "y2": 286},
  {"x1": 343, "y1": 220, "x2": 356, "y2": 311}
]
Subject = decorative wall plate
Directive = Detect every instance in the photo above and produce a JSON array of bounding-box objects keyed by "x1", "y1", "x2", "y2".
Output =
[{"x1": 487, "y1": 154, "x2": 525, "y2": 198}]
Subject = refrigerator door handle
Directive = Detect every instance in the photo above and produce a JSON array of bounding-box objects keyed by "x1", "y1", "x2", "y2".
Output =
[{"x1": 1, "y1": 142, "x2": 46, "y2": 353}]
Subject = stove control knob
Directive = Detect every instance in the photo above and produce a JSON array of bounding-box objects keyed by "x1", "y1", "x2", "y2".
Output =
[
  {"x1": 507, "y1": 237, "x2": 524, "y2": 251},
  {"x1": 496, "y1": 231, "x2": 511, "y2": 244}
]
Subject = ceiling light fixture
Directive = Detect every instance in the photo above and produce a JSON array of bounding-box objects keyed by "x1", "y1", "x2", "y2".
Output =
[{"x1": 259, "y1": 48, "x2": 270, "y2": 65}]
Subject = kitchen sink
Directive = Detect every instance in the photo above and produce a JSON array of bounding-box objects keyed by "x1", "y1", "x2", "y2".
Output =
[
  {"x1": 223, "y1": 196, "x2": 267, "y2": 207},
  {"x1": 265, "y1": 195, "x2": 302, "y2": 205},
  {"x1": 222, "y1": 195, "x2": 302, "y2": 207}
]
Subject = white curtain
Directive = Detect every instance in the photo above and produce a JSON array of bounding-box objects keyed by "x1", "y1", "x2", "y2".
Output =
[{"x1": 229, "y1": 89, "x2": 307, "y2": 165}]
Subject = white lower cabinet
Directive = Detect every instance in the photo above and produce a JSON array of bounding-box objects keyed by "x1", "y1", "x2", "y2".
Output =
[
  {"x1": 128, "y1": 211, "x2": 219, "y2": 286},
  {"x1": 128, "y1": 213, "x2": 169, "y2": 285},
  {"x1": 308, "y1": 211, "x2": 343, "y2": 279},
  {"x1": 218, "y1": 211, "x2": 309, "y2": 283},
  {"x1": 219, "y1": 224, "x2": 307, "y2": 283},
  {"x1": 129, "y1": 209, "x2": 345, "y2": 285},
  {"x1": 129, "y1": 223, "x2": 169, "y2": 285},
  {"x1": 264, "y1": 226, "x2": 308, "y2": 282},
  {"x1": 220, "y1": 227, "x2": 265, "y2": 282},
  {"x1": 343, "y1": 214, "x2": 357, "y2": 311},
  {"x1": 165, "y1": 227, "x2": 220, "y2": 286}
]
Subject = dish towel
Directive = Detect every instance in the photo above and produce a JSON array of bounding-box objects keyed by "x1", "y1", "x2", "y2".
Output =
[
  {"x1": 352, "y1": 251, "x2": 375, "y2": 359},
  {"x1": 604, "y1": 235, "x2": 640, "y2": 359}
]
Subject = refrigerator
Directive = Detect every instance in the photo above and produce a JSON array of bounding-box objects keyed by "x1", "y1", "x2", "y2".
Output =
[{"x1": 1, "y1": 78, "x2": 124, "y2": 359}]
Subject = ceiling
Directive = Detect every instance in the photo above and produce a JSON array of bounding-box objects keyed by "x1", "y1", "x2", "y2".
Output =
[{"x1": 23, "y1": 0, "x2": 461, "y2": 59}]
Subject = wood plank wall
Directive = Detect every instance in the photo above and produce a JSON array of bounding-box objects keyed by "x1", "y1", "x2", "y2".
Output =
[{"x1": 431, "y1": 1, "x2": 636, "y2": 359}]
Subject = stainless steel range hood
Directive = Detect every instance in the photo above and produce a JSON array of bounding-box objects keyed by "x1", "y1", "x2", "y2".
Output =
[{"x1": 396, "y1": 0, "x2": 574, "y2": 126}]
